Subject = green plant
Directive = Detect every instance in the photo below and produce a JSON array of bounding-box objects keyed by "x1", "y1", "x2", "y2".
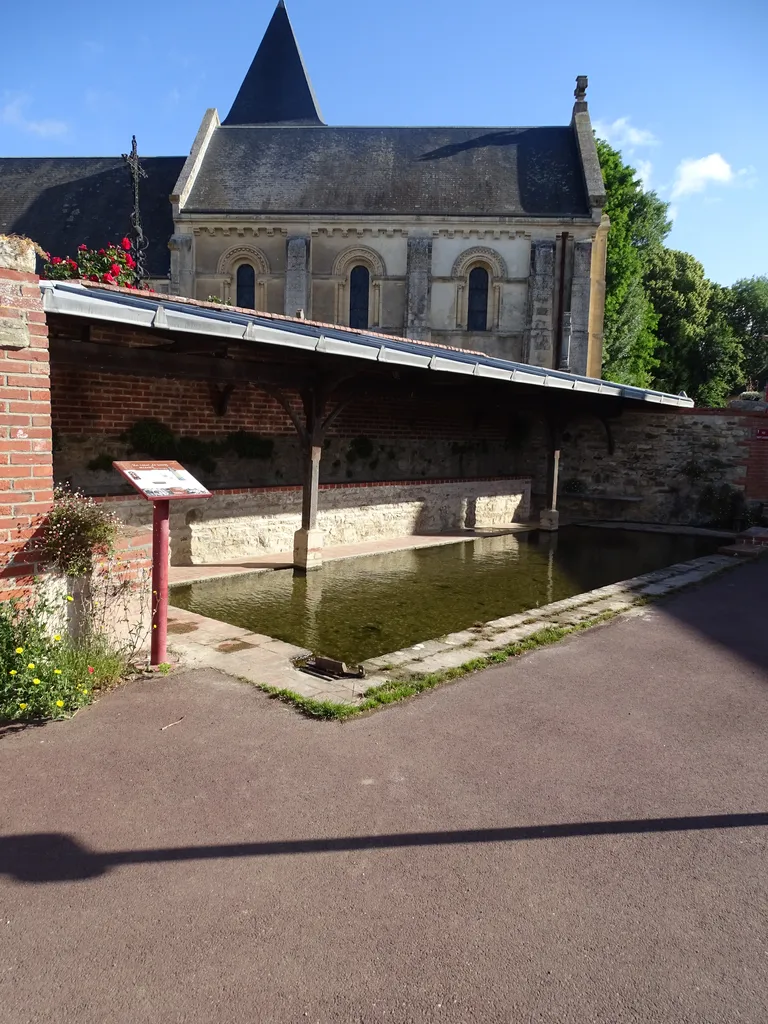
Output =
[
  {"x1": 563, "y1": 478, "x2": 587, "y2": 495},
  {"x1": 738, "y1": 391, "x2": 763, "y2": 401},
  {"x1": 157, "y1": 662, "x2": 172, "y2": 675},
  {"x1": 225, "y1": 431, "x2": 274, "y2": 460},
  {"x1": 0, "y1": 596, "x2": 126, "y2": 723},
  {"x1": 696, "y1": 483, "x2": 749, "y2": 529},
  {"x1": 42, "y1": 488, "x2": 119, "y2": 578},
  {"x1": 346, "y1": 436, "x2": 374, "y2": 462},
  {"x1": 87, "y1": 453, "x2": 118, "y2": 473},
  {"x1": 122, "y1": 418, "x2": 177, "y2": 458},
  {"x1": 206, "y1": 294, "x2": 224, "y2": 304}
]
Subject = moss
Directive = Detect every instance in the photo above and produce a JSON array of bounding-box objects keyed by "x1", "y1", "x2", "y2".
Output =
[
  {"x1": 225, "y1": 431, "x2": 274, "y2": 460},
  {"x1": 346, "y1": 436, "x2": 374, "y2": 463},
  {"x1": 87, "y1": 453, "x2": 118, "y2": 473}
]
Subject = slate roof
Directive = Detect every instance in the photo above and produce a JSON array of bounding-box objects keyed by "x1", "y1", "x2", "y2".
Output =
[
  {"x1": 183, "y1": 125, "x2": 590, "y2": 218},
  {"x1": 223, "y1": 0, "x2": 324, "y2": 126},
  {"x1": 0, "y1": 157, "x2": 184, "y2": 277}
]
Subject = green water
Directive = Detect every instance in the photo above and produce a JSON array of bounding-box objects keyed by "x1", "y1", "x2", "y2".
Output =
[{"x1": 169, "y1": 528, "x2": 720, "y2": 664}]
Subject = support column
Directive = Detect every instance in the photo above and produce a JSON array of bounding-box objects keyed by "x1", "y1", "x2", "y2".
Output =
[
  {"x1": 293, "y1": 443, "x2": 323, "y2": 571},
  {"x1": 540, "y1": 423, "x2": 562, "y2": 532},
  {"x1": 524, "y1": 240, "x2": 556, "y2": 369},
  {"x1": 569, "y1": 240, "x2": 593, "y2": 376},
  {"x1": 169, "y1": 233, "x2": 194, "y2": 297},
  {"x1": 404, "y1": 237, "x2": 432, "y2": 341},
  {"x1": 285, "y1": 236, "x2": 310, "y2": 319}
]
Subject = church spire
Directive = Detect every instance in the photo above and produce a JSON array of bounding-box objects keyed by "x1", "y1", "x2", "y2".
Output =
[{"x1": 223, "y1": 1, "x2": 325, "y2": 126}]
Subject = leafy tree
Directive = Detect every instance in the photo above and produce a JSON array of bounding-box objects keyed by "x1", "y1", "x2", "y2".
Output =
[
  {"x1": 595, "y1": 140, "x2": 670, "y2": 387},
  {"x1": 725, "y1": 276, "x2": 768, "y2": 388},
  {"x1": 646, "y1": 250, "x2": 744, "y2": 405}
]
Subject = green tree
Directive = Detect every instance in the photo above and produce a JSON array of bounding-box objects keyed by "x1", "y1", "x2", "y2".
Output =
[
  {"x1": 646, "y1": 250, "x2": 745, "y2": 405},
  {"x1": 725, "y1": 276, "x2": 768, "y2": 388},
  {"x1": 595, "y1": 140, "x2": 671, "y2": 387}
]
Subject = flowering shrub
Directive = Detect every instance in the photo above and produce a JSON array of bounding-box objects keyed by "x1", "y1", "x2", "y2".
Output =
[
  {"x1": 0, "y1": 596, "x2": 124, "y2": 722},
  {"x1": 42, "y1": 487, "x2": 120, "y2": 578},
  {"x1": 41, "y1": 238, "x2": 144, "y2": 288}
]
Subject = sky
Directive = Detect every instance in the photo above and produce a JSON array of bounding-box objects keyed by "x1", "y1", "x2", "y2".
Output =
[{"x1": 1, "y1": 0, "x2": 766, "y2": 285}]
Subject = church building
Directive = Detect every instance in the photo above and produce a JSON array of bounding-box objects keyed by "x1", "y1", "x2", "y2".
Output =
[{"x1": 0, "y1": 1, "x2": 609, "y2": 377}]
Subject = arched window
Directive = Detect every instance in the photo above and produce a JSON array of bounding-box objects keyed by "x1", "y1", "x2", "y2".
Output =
[
  {"x1": 467, "y1": 266, "x2": 489, "y2": 331},
  {"x1": 236, "y1": 264, "x2": 256, "y2": 309},
  {"x1": 349, "y1": 265, "x2": 370, "y2": 329}
]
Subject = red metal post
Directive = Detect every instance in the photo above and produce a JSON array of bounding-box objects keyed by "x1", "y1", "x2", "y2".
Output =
[{"x1": 151, "y1": 499, "x2": 170, "y2": 666}]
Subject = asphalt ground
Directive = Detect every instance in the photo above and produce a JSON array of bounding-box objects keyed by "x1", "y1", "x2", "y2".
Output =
[{"x1": 1, "y1": 558, "x2": 767, "y2": 1023}]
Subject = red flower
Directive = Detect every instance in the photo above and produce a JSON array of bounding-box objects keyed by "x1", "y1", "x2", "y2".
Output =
[
  {"x1": 87, "y1": 666, "x2": 95, "y2": 674},
  {"x1": 121, "y1": 237, "x2": 131, "y2": 250},
  {"x1": 78, "y1": 244, "x2": 88, "y2": 251},
  {"x1": 67, "y1": 259, "x2": 77, "y2": 269},
  {"x1": 51, "y1": 256, "x2": 62, "y2": 265},
  {"x1": 89, "y1": 275, "x2": 99, "y2": 282},
  {"x1": 103, "y1": 273, "x2": 114, "y2": 284},
  {"x1": 110, "y1": 263, "x2": 121, "y2": 276},
  {"x1": 98, "y1": 249, "x2": 106, "y2": 256},
  {"x1": 125, "y1": 254, "x2": 136, "y2": 268}
]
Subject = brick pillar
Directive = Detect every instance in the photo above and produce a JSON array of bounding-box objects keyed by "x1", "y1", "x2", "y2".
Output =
[{"x1": 0, "y1": 236, "x2": 54, "y2": 600}]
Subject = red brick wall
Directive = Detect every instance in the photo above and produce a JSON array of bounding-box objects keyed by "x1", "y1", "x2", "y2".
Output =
[
  {"x1": 742, "y1": 424, "x2": 768, "y2": 501},
  {"x1": 50, "y1": 366, "x2": 504, "y2": 442},
  {"x1": 0, "y1": 256, "x2": 54, "y2": 599}
]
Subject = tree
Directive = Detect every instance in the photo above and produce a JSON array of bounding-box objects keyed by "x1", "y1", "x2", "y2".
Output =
[
  {"x1": 595, "y1": 140, "x2": 671, "y2": 387},
  {"x1": 725, "y1": 276, "x2": 768, "y2": 389},
  {"x1": 646, "y1": 250, "x2": 745, "y2": 405}
]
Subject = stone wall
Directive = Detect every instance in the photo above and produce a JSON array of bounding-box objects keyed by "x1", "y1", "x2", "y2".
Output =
[
  {"x1": 514, "y1": 408, "x2": 768, "y2": 525},
  {"x1": 102, "y1": 477, "x2": 531, "y2": 565}
]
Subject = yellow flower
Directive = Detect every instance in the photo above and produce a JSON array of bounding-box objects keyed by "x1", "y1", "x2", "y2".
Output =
[
  {"x1": 33, "y1": 679, "x2": 41, "y2": 685},
  {"x1": 55, "y1": 700, "x2": 64, "y2": 708},
  {"x1": 15, "y1": 647, "x2": 23, "y2": 654},
  {"x1": 66, "y1": 596, "x2": 73, "y2": 602},
  {"x1": 53, "y1": 635, "x2": 61, "y2": 642},
  {"x1": 82, "y1": 689, "x2": 89, "y2": 695},
  {"x1": 27, "y1": 663, "x2": 35, "y2": 670},
  {"x1": 19, "y1": 703, "x2": 27, "y2": 710},
  {"x1": 9, "y1": 670, "x2": 17, "y2": 676},
  {"x1": 54, "y1": 669, "x2": 62, "y2": 675}
]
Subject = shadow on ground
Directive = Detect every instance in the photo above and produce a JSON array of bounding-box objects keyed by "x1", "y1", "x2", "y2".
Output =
[{"x1": 3, "y1": 813, "x2": 767, "y2": 884}]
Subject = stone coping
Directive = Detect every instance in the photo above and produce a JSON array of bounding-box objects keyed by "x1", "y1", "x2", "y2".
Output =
[
  {"x1": 168, "y1": 548, "x2": 752, "y2": 707},
  {"x1": 93, "y1": 475, "x2": 531, "y2": 503}
]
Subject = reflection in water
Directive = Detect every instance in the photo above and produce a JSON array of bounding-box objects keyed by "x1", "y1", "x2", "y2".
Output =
[{"x1": 170, "y1": 528, "x2": 720, "y2": 663}]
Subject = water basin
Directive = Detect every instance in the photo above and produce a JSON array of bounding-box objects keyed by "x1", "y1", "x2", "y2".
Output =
[{"x1": 169, "y1": 527, "x2": 721, "y2": 664}]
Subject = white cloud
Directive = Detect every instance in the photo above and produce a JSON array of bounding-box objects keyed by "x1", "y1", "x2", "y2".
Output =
[
  {"x1": 1, "y1": 93, "x2": 68, "y2": 138},
  {"x1": 635, "y1": 159, "x2": 653, "y2": 189},
  {"x1": 668, "y1": 205, "x2": 679, "y2": 222},
  {"x1": 593, "y1": 116, "x2": 659, "y2": 149},
  {"x1": 671, "y1": 153, "x2": 734, "y2": 198}
]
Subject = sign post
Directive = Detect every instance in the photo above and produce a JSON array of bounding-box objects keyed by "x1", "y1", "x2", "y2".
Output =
[{"x1": 113, "y1": 461, "x2": 211, "y2": 665}]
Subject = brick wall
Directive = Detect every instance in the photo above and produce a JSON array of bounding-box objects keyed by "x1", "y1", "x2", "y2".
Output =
[{"x1": 0, "y1": 238, "x2": 54, "y2": 599}]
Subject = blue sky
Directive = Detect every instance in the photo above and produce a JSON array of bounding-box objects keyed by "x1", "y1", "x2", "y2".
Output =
[{"x1": 1, "y1": 0, "x2": 765, "y2": 285}]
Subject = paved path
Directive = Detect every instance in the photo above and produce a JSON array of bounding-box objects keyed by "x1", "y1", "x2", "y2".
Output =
[{"x1": 1, "y1": 559, "x2": 767, "y2": 1023}]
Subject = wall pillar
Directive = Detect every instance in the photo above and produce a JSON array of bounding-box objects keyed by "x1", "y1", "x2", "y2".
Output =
[
  {"x1": 525, "y1": 241, "x2": 556, "y2": 368},
  {"x1": 569, "y1": 240, "x2": 593, "y2": 377},
  {"x1": 169, "y1": 233, "x2": 194, "y2": 297},
  {"x1": 404, "y1": 237, "x2": 432, "y2": 341},
  {"x1": 0, "y1": 235, "x2": 54, "y2": 599},
  {"x1": 539, "y1": 423, "x2": 562, "y2": 532},
  {"x1": 285, "y1": 236, "x2": 310, "y2": 318},
  {"x1": 293, "y1": 443, "x2": 323, "y2": 571}
]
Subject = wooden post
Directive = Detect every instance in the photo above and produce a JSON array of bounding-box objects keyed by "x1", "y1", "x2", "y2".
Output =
[
  {"x1": 301, "y1": 444, "x2": 322, "y2": 531},
  {"x1": 540, "y1": 423, "x2": 562, "y2": 532}
]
